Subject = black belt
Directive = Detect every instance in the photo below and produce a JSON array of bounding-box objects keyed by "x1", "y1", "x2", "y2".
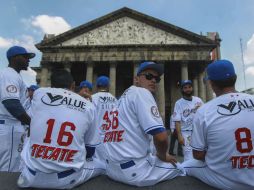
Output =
[
  {"x1": 28, "y1": 167, "x2": 75, "y2": 179},
  {"x1": 0, "y1": 120, "x2": 5, "y2": 124}
]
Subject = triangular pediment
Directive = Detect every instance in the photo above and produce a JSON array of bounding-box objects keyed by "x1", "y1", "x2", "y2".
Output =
[
  {"x1": 36, "y1": 7, "x2": 217, "y2": 48},
  {"x1": 61, "y1": 17, "x2": 193, "y2": 46}
]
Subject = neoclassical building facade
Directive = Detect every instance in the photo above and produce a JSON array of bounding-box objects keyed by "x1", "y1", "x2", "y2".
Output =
[{"x1": 35, "y1": 7, "x2": 221, "y2": 124}]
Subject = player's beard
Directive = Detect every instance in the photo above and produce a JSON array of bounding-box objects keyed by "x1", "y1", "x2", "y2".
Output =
[{"x1": 181, "y1": 90, "x2": 193, "y2": 97}]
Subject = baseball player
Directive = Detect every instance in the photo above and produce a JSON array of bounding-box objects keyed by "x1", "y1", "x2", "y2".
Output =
[
  {"x1": 182, "y1": 60, "x2": 254, "y2": 190},
  {"x1": 172, "y1": 80, "x2": 203, "y2": 161},
  {"x1": 17, "y1": 69, "x2": 105, "y2": 189},
  {"x1": 0, "y1": 46, "x2": 34, "y2": 172},
  {"x1": 104, "y1": 61, "x2": 185, "y2": 187},
  {"x1": 78, "y1": 80, "x2": 93, "y2": 101},
  {"x1": 91, "y1": 76, "x2": 117, "y2": 160}
]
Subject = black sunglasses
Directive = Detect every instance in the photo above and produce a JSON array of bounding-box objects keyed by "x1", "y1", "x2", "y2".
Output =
[{"x1": 139, "y1": 73, "x2": 161, "y2": 83}]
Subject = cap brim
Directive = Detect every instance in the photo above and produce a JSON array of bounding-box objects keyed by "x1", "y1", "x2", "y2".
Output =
[
  {"x1": 21, "y1": 53, "x2": 35, "y2": 59},
  {"x1": 27, "y1": 53, "x2": 35, "y2": 59},
  {"x1": 140, "y1": 64, "x2": 164, "y2": 76}
]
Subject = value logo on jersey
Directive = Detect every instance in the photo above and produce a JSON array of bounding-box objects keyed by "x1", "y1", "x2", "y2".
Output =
[
  {"x1": 99, "y1": 96, "x2": 116, "y2": 104},
  {"x1": 41, "y1": 92, "x2": 87, "y2": 111},
  {"x1": 217, "y1": 99, "x2": 254, "y2": 116},
  {"x1": 6, "y1": 85, "x2": 17, "y2": 93}
]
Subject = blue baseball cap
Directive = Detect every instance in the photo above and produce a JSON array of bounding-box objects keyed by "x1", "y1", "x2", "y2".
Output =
[
  {"x1": 28, "y1": 85, "x2": 39, "y2": 91},
  {"x1": 181, "y1": 80, "x2": 192, "y2": 87},
  {"x1": 206, "y1": 60, "x2": 236, "y2": 81},
  {"x1": 96, "y1": 76, "x2": 109, "y2": 87},
  {"x1": 6, "y1": 46, "x2": 35, "y2": 59},
  {"x1": 137, "y1": 61, "x2": 164, "y2": 76},
  {"x1": 79, "y1": 80, "x2": 93, "y2": 90}
]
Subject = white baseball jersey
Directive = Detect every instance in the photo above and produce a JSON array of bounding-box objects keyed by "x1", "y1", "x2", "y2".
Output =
[
  {"x1": 172, "y1": 96, "x2": 203, "y2": 131},
  {"x1": 0, "y1": 67, "x2": 27, "y2": 172},
  {"x1": 92, "y1": 91, "x2": 117, "y2": 141},
  {"x1": 0, "y1": 67, "x2": 27, "y2": 120},
  {"x1": 21, "y1": 87, "x2": 99, "y2": 173},
  {"x1": 191, "y1": 92, "x2": 254, "y2": 187},
  {"x1": 104, "y1": 86, "x2": 164, "y2": 162}
]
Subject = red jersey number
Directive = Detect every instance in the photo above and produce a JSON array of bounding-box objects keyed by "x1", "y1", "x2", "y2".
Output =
[
  {"x1": 235, "y1": 127, "x2": 253, "y2": 153},
  {"x1": 102, "y1": 111, "x2": 119, "y2": 130},
  {"x1": 43, "y1": 119, "x2": 76, "y2": 146}
]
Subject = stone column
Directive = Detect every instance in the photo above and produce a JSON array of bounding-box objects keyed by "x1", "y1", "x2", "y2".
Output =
[
  {"x1": 109, "y1": 62, "x2": 117, "y2": 96},
  {"x1": 193, "y1": 77, "x2": 198, "y2": 96},
  {"x1": 47, "y1": 68, "x2": 52, "y2": 87},
  {"x1": 181, "y1": 62, "x2": 188, "y2": 80},
  {"x1": 92, "y1": 73, "x2": 97, "y2": 93},
  {"x1": 40, "y1": 66, "x2": 49, "y2": 87},
  {"x1": 156, "y1": 74, "x2": 165, "y2": 123},
  {"x1": 198, "y1": 71, "x2": 206, "y2": 102},
  {"x1": 86, "y1": 62, "x2": 93, "y2": 83},
  {"x1": 133, "y1": 62, "x2": 139, "y2": 84},
  {"x1": 206, "y1": 81, "x2": 214, "y2": 101}
]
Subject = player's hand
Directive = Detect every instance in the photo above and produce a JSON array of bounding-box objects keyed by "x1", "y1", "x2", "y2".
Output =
[
  {"x1": 165, "y1": 153, "x2": 177, "y2": 167},
  {"x1": 157, "y1": 153, "x2": 177, "y2": 167},
  {"x1": 178, "y1": 135, "x2": 185, "y2": 146},
  {"x1": 194, "y1": 103, "x2": 202, "y2": 111}
]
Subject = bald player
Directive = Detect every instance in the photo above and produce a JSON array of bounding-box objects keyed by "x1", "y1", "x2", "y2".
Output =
[
  {"x1": 0, "y1": 46, "x2": 34, "y2": 172},
  {"x1": 104, "y1": 61, "x2": 185, "y2": 187},
  {"x1": 182, "y1": 60, "x2": 254, "y2": 190},
  {"x1": 18, "y1": 69, "x2": 104, "y2": 189}
]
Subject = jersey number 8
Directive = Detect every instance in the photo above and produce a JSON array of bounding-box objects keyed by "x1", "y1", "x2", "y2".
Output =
[{"x1": 235, "y1": 127, "x2": 253, "y2": 153}]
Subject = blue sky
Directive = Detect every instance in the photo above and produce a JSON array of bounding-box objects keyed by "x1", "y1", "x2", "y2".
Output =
[{"x1": 0, "y1": 0, "x2": 254, "y2": 91}]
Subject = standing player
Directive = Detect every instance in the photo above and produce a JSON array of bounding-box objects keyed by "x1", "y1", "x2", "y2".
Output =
[
  {"x1": 18, "y1": 69, "x2": 104, "y2": 189},
  {"x1": 104, "y1": 61, "x2": 185, "y2": 187},
  {"x1": 92, "y1": 76, "x2": 117, "y2": 160},
  {"x1": 182, "y1": 60, "x2": 254, "y2": 190},
  {"x1": 0, "y1": 46, "x2": 34, "y2": 172},
  {"x1": 78, "y1": 80, "x2": 93, "y2": 101},
  {"x1": 172, "y1": 80, "x2": 203, "y2": 161}
]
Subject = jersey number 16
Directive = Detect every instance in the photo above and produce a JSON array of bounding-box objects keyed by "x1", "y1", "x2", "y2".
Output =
[{"x1": 43, "y1": 119, "x2": 76, "y2": 146}]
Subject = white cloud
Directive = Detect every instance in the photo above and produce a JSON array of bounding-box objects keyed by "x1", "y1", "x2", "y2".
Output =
[
  {"x1": 0, "y1": 37, "x2": 17, "y2": 48},
  {"x1": 0, "y1": 35, "x2": 37, "y2": 52},
  {"x1": 20, "y1": 67, "x2": 37, "y2": 86},
  {"x1": 245, "y1": 66, "x2": 254, "y2": 76},
  {"x1": 30, "y1": 15, "x2": 71, "y2": 35},
  {"x1": 19, "y1": 35, "x2": 37, "y2": 51},
  {"x1": 244, "y1": 34, "x2": 254, "y2": 65}
]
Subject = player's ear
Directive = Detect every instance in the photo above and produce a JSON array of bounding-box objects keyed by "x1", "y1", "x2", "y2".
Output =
[
  {"x1": 70, "y1": 81, "x2": 76, "y2": 92},
  {"x1": 134, "y1": 76, "x2": 139, "y2": 86}
]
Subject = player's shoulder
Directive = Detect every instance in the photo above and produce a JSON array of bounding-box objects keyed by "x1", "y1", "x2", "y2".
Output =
[
  {"x1": 175, "y1": 97, "x2": 184, "y2": 105},
  {"x1": 237, "y1": 92, "x2": 254, "y2": 99},
  {"x1": 196, "y1": 95, "x2": 220, "y2": 115},
  {"x1": 0, "y1": 67, "x2": 19, "y2": 78},
  {"x1": 193, "y1": 96, "x2": 203, "y2": 102},
  {"x1": 132, "y1": 86, "x2": 153, "y2": 96}
]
